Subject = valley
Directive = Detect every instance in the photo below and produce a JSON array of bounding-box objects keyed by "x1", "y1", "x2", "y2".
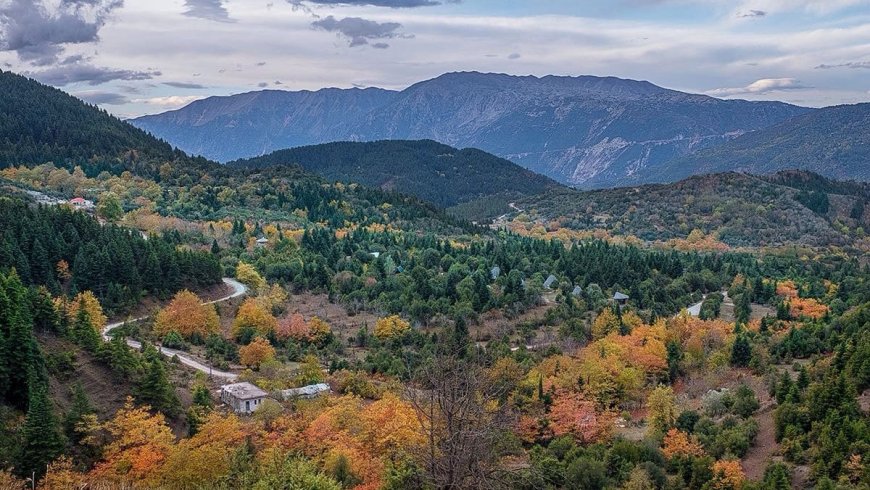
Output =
[{"x1": 0, "y1": 62, "x2": 867, "y2": 490}]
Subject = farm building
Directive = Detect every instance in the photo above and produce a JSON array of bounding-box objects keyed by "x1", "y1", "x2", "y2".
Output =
[
  {"x1": 220, "y1": 382, "x2": 268, "y2": 414},
  {"x1": 280, "y1": 383, "x2": 331, "y2": 400}
]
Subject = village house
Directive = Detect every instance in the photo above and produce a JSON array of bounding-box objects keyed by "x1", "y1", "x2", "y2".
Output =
[
  {"x1": 220, "y1": 382, "x2": 268, "y2": 414},
  {"x1": 543, "y1": 274, "x2": 557, "y2": 289},
  {"x1": 613, "y1": 291, "x2": 629, "y2": 306},
  {"x1": 69, "y1": 197, "x2": 94, "y2": 211},
  {"x1": 280, "y1": 383, "x2": 330, "y2": 400},
  {"x1": 255, "y1": 237, "x2": 269, "y2": 247}
]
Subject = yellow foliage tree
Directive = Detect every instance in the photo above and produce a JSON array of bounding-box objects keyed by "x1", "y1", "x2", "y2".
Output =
[
  {"x1": 239, "y1": 337, "x2": 276, "y2": 369},
  {"x1": 709, "y1": 459, "x2": 746, "y2": 490},
  {"x1": 307, "y1": 316, "x2": 331, "y2": 343},
  {"x1": 154, "y1": 413, "x2": 247, "y2": 488},
  {"x1": 90, "y1": 398, "x2": 174, "y2": 484},
  {"x1": 233, "y1": 297, "x2": 278, "y2": 337},
  {"x1": 236, "y1": 261, "x2": 265, "y2": 290},
  {"x1": 592, "y1": 307, "x2": 620, "y2": 339},
  {"x1": 153, "y1": 290, "x2": 219, "y2": 338},
  {"x1": 647, "y1": 385, "x2": 678, "y2": 436},
  {"x1": 374, "y1": 315, "x2": 410, "y2": 340},
  {"x1": 62, "y1": 290, "x2": 107, "y2": 331}
]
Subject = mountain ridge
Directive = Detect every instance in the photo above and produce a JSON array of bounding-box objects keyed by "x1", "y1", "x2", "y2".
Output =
[{"x1": 130, "y1": 71, "x2": 811, "y2": 187}]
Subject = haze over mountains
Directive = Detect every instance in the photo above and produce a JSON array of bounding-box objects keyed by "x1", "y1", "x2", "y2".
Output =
[{"x1": 131, "y1": 72, "x2": 813, "y2": 188}]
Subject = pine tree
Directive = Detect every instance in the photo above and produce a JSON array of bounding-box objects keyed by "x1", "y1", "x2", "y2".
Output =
[
  {"x1": 63, "y1": 383, "x2": 93, "y2": 443},
  {"x1": 18, "y1": 381, "x2": 64, "y2": 479},
  {"x1": 211, "y1": 239, "x2": 221, "y2": 255},
  {"x1": 731, "y1": 333, "x2": 752, "y2": 367},
  {"x1": 137, "y1": 345, "x2": 180, "y2": 417}
]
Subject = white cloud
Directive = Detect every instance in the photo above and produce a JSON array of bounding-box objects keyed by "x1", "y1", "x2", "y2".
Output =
[
  {"x1": 133, "y1": 95, "x2": 205, "y2": 108},
  {"x1": 707, "y1": 78, "x2": 810, "y2": 96}
]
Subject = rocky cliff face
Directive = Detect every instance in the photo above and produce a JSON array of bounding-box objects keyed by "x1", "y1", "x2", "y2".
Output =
[{"x1": 131, "y1": 72, "x2": 811, "y2": 187}]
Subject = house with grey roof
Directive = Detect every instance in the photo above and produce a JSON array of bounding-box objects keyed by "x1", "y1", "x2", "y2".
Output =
[
  {"x1": 543, "y1": 274, "x2": 557, "y2": 289},
  {"x1": 572, "y1": 285, "x2": 583, "y2": 297},
  {"x1": 280, "y1": 383, "x2": 331, "y2": 400},
  {"x1": 613, "y1": 291, "x2": 629, "y2": 305},
  {"x1": 220, "y1": 382, "x2": 269, "y2": 414},
  {"x1": 490, "y1": 266, "x2": 501, "y2": 280}
]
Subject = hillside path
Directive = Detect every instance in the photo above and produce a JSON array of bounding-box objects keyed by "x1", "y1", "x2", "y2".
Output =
[{"x1": 102, "y1": 278, "x2": 247, "y2": 380}]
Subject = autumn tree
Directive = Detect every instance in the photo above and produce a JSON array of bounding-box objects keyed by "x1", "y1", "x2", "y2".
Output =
[
  {"x1": 374, "y1": 315, "x2": 410, "y2": 340},
  {"x1": 232, "y1": 298, "x2": 277, "y2": 339},
  {"x1": 239, "y1": 337, "x2": 276, "y2": 369},
  {"x1": 709, "y1": 459, "x2": 745, "y2": 490},
  {"x1": 153, "y1": 290, "x2": 219, "y2": 339},
  {"x1": 90, "y1": 398, "x2": 174, "y2": 484},
  {"x1": 662, "y1": 428, "x2": 705, "y2": 459},
  {"x1": 549, "y1": 391, "x2": 607, "y2": 443},
  {"x1": 592, "y1": 307, "x2": 620, "y2": 339},
  {"x1": 61, "y1": 290, "x2": 107, "y2": 332},
  {"x1": 647, "y1": 385, "x2": 678, "y2": 437},
  {"x1": 97, "y1": 192, "x2": 123, "y2": 222},
  {"x1": 236, "y1": 262, "x2": 265, "y2": 291}
]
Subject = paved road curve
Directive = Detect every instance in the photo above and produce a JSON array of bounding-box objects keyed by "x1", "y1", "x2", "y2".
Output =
[{"x1": 102, "y1": 278, "x2": 247, "y2": 380}]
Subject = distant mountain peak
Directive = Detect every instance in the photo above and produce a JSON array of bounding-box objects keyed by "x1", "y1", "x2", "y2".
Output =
[{"x1": 130, "y1": 71, "x2": 812, "y2": 186}]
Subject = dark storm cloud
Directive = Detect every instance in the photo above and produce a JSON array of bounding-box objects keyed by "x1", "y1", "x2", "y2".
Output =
[
  {"x1": 312, "y1": 15, "x2": 408, "y2": 47},
  {"x1": 163, "y1": 81, "x2": 208, "y2": 88},
  {"x1": 183, "y1": 0, "x2": 235, "y2": 22},
  {"x1": 26, "y1": 63, "x2": 160, "y2": 86},
  {"x1": 75, "y1": 90, "x2": 130, "y2": 105},
  {"x1": 0, "y1": 0, "x2": 123, "y2": 65}
]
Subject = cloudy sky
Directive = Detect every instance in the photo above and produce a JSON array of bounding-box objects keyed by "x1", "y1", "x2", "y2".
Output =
[{"x1": 1, "y1": 0, "x2": 868, "y2": 117}]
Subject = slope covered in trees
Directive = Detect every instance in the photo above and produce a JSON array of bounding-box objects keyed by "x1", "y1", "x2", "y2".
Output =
[
  {"x1": 0, "y1": 70, "x2": 217, "y2": 179},
  {"x1": 0, "y1": 198, "x2": 221, "y2": 312},
  {"x1": 229, "y1": 140, "x2": 562, "y2": 208},
  {"x1": 510, "y1": 171, "x2": 869, "y2": 248}
]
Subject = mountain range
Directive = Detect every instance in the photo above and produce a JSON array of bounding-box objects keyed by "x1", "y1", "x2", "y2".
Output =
[
  {"x1": 130, "y1": 72, "x2": 812, "y2": 188},
  {"x1": 642, "y1": 103, "x2": 870, "y2": 184}
]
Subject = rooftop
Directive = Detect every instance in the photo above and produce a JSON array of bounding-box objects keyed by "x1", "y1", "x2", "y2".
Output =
[
  {"x1": 281, "y1": 383, "x2": 330, "y2": 398},
  {"x1": 613, "y1": 291, "x2": 629, "y2": 300},
  {"x1": 221, "y1": 382, "x2": 268, "y2": 399}
]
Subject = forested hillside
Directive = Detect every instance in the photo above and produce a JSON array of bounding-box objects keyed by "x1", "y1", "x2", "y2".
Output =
[
  {"x1": 0, "y1": 69, "x2": 868, "y2": 490},
  {"x1": 509, "y1": 171, "x2": 869, "y2": 249},
  {"x1": 230, "y1": 140, "x2": 561, "y2": 208},
  {"x1": 0, "y1": 198, "x2": 222, "y2": 312}
]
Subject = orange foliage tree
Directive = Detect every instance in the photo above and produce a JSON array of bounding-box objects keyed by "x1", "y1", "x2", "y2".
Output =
[
  {"x1": 548, "y1": 391, "x2": 609, "y2": 444},
  {"x1": 89, "y1": 398, "x2": 174, "y2": 484},
  {"x1": 153, "y1": 290, "x2": 219, "y2": 338},
  {"x1": 276, "y1": 312, "x2": 308, "y2": 341},
  {"x1": 239, "y1": 337, "x2": 276, "y2": 369},
  {"x1": 709, "y1": 459, "x2": 746, "y2": 490},
  {"x1": 233, "y1": 297, "x2": 278, "y2": 337},
  {"x1": 662, "y1": 428, "x2": 705, "y2": 459}
]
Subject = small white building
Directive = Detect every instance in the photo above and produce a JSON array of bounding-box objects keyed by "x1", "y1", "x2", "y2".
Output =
[
  {"x1": 220, "y1": 382, "x2": 268, "y2": 414},
  {"x1": 255, "y1": 237, "x2": 269, "y2": 247},
  {"x1": 280, "y1": 383, "x2": 331, "y2": 400}
]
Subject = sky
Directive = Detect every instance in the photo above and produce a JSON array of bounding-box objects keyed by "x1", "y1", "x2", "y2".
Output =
[{"x1": 1, "y1": 0, "x2": 868, "y2": 118}]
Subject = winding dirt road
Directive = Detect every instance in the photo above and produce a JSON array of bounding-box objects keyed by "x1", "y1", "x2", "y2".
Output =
[{"x1": 101, "y1": 278, "x2": 247, "y2": 380}]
